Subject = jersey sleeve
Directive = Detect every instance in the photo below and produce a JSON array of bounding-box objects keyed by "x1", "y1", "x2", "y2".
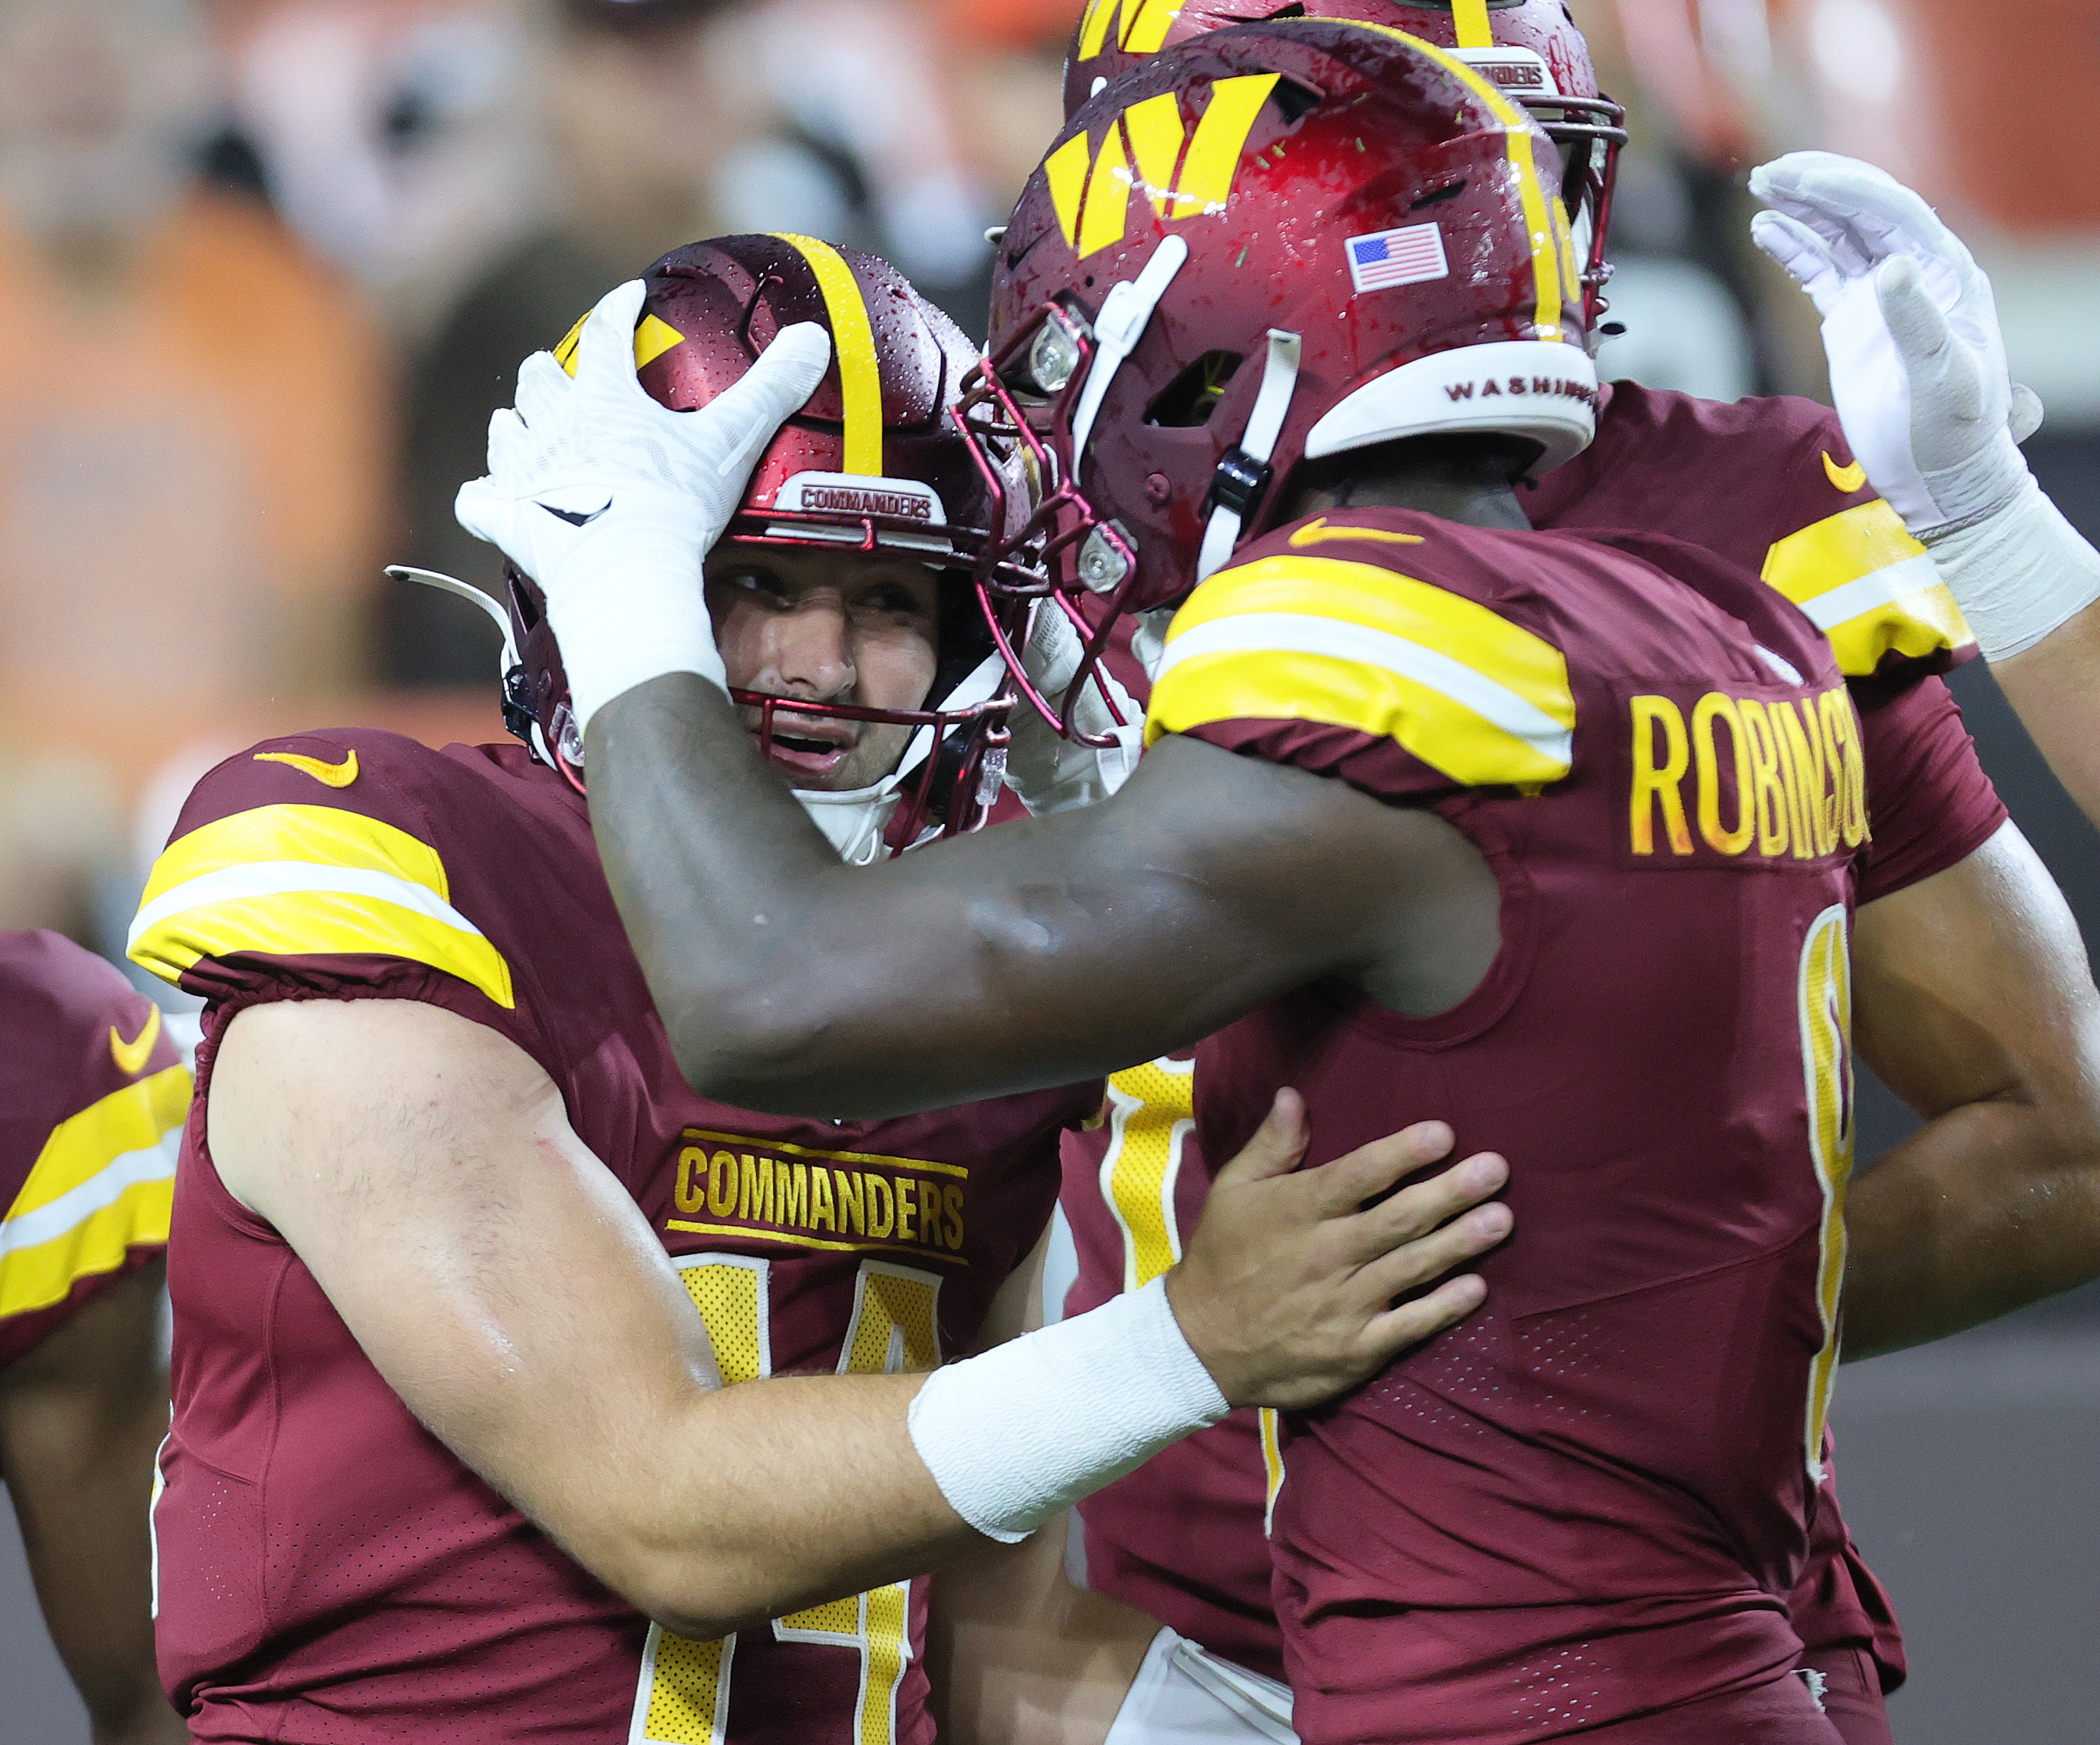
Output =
[
  {"x1": 0, "y1": 935, "x2": 188, "y2": 1368},
  {"x1": 1853, "y1": 674, "x2": 2009, "y2": 905},
  {"x1": 126, "y1": 730, "x2": 553, "y2": 1075},
  {"x1": 1750, "y1": 403, "x2": 1977, "y2": 681},
  {"x1": 1143, "y1": 545, "x2": 1576, "y2": 803}
]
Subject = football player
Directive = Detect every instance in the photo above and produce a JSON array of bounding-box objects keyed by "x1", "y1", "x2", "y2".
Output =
[
  {"x1": 1747, "y1": 149, "x2": 2100, "y2": 835},
  {"x1": 126, "y1": 233, "x2": 1510, "y2": 1744},
  {"x1": 0, "y1": 930, "x2": 189, "y2": 1745},
  {"x1": 468, "y1": 25, "x2": 2100, "y2": 1745},
  {"x1": 1012, "y1": 11, "x2": 2099, "y2": 1745}
]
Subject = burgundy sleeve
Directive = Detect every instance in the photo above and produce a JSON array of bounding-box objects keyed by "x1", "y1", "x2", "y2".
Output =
[{"x1": 1854, "y1": 675, "x2": 2009, "y2": 905}]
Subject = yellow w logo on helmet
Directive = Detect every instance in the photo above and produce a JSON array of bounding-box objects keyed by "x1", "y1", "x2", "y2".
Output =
[
  {"x1": 1044, "y1": 74, "x2": 1281, "y2": 261},
  {"x1": 1076, "y1": 0, "x2": 1182, "y2": 59}
]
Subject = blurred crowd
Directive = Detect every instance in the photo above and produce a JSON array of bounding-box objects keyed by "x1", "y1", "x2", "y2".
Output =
[{"x1": 0, "y1": 0, "x2": 2091, "y2": 974}]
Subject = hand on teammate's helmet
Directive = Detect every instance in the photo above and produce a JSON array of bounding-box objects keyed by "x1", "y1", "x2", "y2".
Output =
[
  {"x1": 1748, "y1": 151, "x2": 2039, "y2": 539},
  {"x1": 1003, "y1": 601, "x2": 1144, "y2": 816},
  {"x1": 1165, "y1": 1090, "x2": 1512, "y2": 1410},
  {"x1": 454, "y1": 278, "x2": 832, "y2": 730}
]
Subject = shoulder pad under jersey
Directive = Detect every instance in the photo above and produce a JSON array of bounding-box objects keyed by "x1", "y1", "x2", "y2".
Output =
[
  {"x1": 128, "y1": 729, "x2": 518, "y2": 1014},
  {"x1": 1145, "y1": 512, "x2": 1576, "y2": 800}
]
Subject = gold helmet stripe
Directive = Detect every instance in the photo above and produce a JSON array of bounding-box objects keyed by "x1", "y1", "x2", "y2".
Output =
[
  {"x1": 1452, "y1": 0, "x2": 1495, "y2": 49},
  {"x1": 1343, "y1": 22, "x2": 1570, "y2": 341},
  {"x1": 772, "y1": 233, "x2": 885, "y2": 477}
]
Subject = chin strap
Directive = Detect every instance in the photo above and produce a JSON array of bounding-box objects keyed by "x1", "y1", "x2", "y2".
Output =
[
  {"x1": 1196, "y1": 328, "x2": 1302, "y2": 582},
  {"x1": 1069, "y1": 235, "x2": 1191, "y2": 476}
]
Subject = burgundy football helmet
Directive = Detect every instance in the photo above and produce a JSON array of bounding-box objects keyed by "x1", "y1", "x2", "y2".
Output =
[
  {"x1": 955, "y1": 19, "x2": 1597, "y2": 729},
  {"x1": 1061, "y1": 1, "x2": 1625, "y2": 326},
  {"x1": 506, "y1": 236, "x2": 1041, "y2": 845}
]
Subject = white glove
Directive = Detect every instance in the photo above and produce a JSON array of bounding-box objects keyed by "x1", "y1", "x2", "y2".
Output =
[
  {"x1": 1747, "y1": 151, "x2": 2036, "y2": 537},
  {"x1": 1750, "y1": 153, "x2": 2099, "y2": 663},
  {"x1": 455, "y1": 278, "x2": 832, "y2": 730},
  {"x1": 1004, "y1": 602, "x2": 1144, "y2": 816}
]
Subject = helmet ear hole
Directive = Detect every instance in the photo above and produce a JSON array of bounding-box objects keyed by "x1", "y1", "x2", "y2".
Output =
[{"x1": 1144, "y1": 352, "x2": 1246, "y2": 429}]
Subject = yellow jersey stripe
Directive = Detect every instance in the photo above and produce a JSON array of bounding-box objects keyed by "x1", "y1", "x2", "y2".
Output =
[
  {"x1": 141, "y1": 805, "x2": 450, "y2": 909},
  {"x1": 665, "y1": 1219, "x2": 968, "y2": 1268},
  {"x1": 1149, "y1": 616, "x2": 1575, "y2": 785},
  {"x1": 130, "y1": 877, "x2": 515, "y2": 1011},
  {"x1": 0, "y1": 1177, "x2": 174, "y2": 1321},
  {"x1": 4, "y1": 1065, "x2": 190, "y2": 1222},
  {"x1": 1762, "y1": 501, "x2": 1975, "y2": 676},
  {"x1": 772, "y1": 234, "x2": 884, "y2": 477},
  {"x1": 1166, "y1": 555, "x2": 1577, "y2": 725},
  {"x1": 1101, "y1": 1059, "x2": 1195, "y2": 1293}
]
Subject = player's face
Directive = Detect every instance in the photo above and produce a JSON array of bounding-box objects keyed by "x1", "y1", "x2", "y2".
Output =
[{"x1": 705, "y1": 543, "x2": 942, "y2": 793}]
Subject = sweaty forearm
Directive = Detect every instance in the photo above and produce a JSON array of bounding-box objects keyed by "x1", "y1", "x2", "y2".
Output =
[
  {"x1": 1993, "y1": 601, "x2": 2100, "y2": 835},
  {"x1": 587, "y1": 682, "x2": 1367, "y2": 1115},
  {"x1": 1843, "y1": 1100, "x2": 2100, "y2": 1359}
]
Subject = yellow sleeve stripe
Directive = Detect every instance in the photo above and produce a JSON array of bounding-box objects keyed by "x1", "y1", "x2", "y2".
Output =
[
  {"x1": 128, "y1": 807, "x2": 513, "y2": 1010},
  {"x1": 1166, "y1": 555, "x2": 1577, "y2": 725},
  {"x1": 1762, "y1": 501, "x2": 1976, "y2": 677},
  {"x1": 141, "y1": 805, "x2": 450, "y2": 907},
  {"x1": 1150, "y1": 639, "x2": 1574, "y2": 788},
  {"x1": 0, "y1": 1067, "x2": 188, "y2": 1320},
  {"x1": 4, "y1": 1065, "x2": 191, "y2": 1221}
]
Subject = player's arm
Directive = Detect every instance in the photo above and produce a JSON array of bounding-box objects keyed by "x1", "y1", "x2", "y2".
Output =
[
  {"x1": 213, "y1": 995, "x2": 1510, "y2": 1639},
  {"x1": 587, "y1": 681, "x2": 1495, "y2": 1116},
  {"x1": 927, "y1": 1229, "x2": 1163, "y2": 1745},
  {"x1": 1750, "y1": 153, "x2": 2100, "y2": 827},
  {"x1": 1992, "y1": 613, "x2": 2100, "y2": 833},
  {"x1": 1844, "y1": 821, "x2": 2100, "y2": 1357},
  {"x1": 0, "y1": 1259, "x2": 188, "y2": 1745}
]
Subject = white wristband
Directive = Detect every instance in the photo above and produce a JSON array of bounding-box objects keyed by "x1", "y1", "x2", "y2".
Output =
[
  {"x1": 1927, "y1": 478, "x2": 2100, "y2": 664},
  {"x1": 907, "y1": 1275, "x2": 1229, "y2": 1543}
]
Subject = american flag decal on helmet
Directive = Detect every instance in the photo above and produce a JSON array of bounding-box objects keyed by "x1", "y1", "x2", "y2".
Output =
[{"x1": 1345, "y1": 223, "x2": 1450, "y2": 294}]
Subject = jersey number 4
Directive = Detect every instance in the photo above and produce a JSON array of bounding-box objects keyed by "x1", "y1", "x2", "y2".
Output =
[{"x1": 630, "y1": 1254, "x2": 940, "y2": 1745}]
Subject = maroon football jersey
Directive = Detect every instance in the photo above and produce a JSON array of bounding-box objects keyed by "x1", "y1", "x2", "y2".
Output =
[
  {"x1": 128, "y1": 733, "x2": 1096, "y2": 1744},
  {"x1": 0, "y1": 930, "x2": 187, "y2": 1369},
  {"x1": 1137, "y1": 506, "x2": 1862, "y2": 1743},
  {"x1": 1061, "y1": 385, "x2": 2009, "y2": 1701}
]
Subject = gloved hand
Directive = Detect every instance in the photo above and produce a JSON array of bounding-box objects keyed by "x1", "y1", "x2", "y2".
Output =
[
  {"x1": 1747, "y1": 151, "x2": 2036, "y2": 537},
  {"x1": 1004, "y1": 602, "x2": 1144, "y2": 816},
  {"x1": 455, "y1": 278, "x2": 832, "y2": 730},
  {"x1": 1750, "y1": 152, "x2": 2099, "y2": 663}
]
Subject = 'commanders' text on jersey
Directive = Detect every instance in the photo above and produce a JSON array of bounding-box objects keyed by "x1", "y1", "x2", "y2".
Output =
[
  {"x1": 129, "y1": 734, "x2": 1096, "y2": 1745},
  {"x1": 0, "y1": 930, "x2": 187, "y2": 1370},
  {"x1": 1146, "y1": 503, "x2": 1865, "y2": 1744},
  {"x1": 1058, "y1": 388, "x2": 2003, "y2": 1726}
]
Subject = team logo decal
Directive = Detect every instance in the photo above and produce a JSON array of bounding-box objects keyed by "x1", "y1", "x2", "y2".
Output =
[
  {"x1": 1046, "y1": 73, "x2": 1281, "y2": 260},
  {"x1": 1346, "y1": 223, "x2": 1450, "y2": 295}
]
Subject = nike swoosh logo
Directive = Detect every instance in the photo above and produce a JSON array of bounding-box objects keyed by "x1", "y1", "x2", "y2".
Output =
[
  {"x1": 254, "y1": 748, "x2": 360, "y2": 788},
  {"x1": 539, "y1": 498, "x2": 612, "y2": 527},
  {"x1": 1288, "y1": 518, "x2": 1426, "y2": 550},
  {"x1": 1822, "y1": 451, "x2": 1867, "y2": 495},
  {"x1": 110, "y1": 1006, "x2": 161, "y2": 1077}
]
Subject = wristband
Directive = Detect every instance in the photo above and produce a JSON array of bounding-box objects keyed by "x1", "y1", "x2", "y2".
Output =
[
  {"x1": 1926, "y1": 478, "x2": 2100, "y2": 664},
  {"x1": 907, "y1": 1275, "x2": 1229, "y2": 1542}
]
